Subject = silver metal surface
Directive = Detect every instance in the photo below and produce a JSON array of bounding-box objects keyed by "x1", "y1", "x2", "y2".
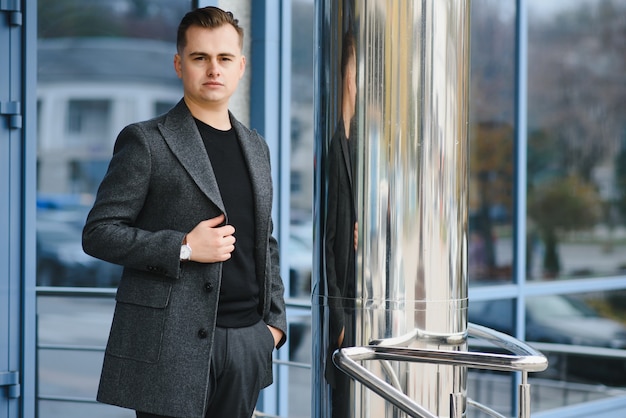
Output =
[
  {"x1": 332, "y1": 324, "x2": 547, "y2": 417},
  {"x1": 519, "y1": 384, "x2": 531, "y2": 418},
  {"x1": 313, "y1": 0, "x2": 471, "y2": 417}
]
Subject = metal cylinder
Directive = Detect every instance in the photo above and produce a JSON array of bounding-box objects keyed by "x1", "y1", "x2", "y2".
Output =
[{"x1": 313, "y1": 1, "x2": 471, "y2": 417}]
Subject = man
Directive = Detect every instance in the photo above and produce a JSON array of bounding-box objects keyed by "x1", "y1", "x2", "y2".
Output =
[
  {"x1": 82, "y1": 7, "x2": 286, "y2": 418},
  {"x1": 324, "y1": 29, "x2": 357, "y2": 418}
]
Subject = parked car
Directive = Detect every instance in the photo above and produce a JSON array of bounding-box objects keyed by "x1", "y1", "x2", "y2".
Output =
[
  {"x1": 287, "y1": 232, "x2": 313, "y2": 298},
  {"x1": 469, "y1": 295, "x2": 626, "y2": 385},
  {"x1": 36, "y1": 214, "x2": 122, "y2": 287}
]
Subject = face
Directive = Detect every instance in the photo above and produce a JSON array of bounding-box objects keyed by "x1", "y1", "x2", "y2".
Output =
[
  {"x1": 345, "y1": 54, "x2": 357, "y2": 116},
  {"x1": 174, "y1": 24, "x2": 246, "y2": 111}
]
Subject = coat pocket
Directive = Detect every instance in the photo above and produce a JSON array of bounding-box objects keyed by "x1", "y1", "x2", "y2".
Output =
[{"x1": 106, "y1": 273, "x2": 172, "y2": 363}]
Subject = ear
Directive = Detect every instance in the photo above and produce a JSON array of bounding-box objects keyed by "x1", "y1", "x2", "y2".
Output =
[
  {"x1": 174, "y1": 54, "x2": 183, "y2": 79},
  {"x1": 239, "y1": 55, "x2": 246, "y2": 79},
  {"x1": 345, "y1": 70, "x2": 354, "y2": 95}
]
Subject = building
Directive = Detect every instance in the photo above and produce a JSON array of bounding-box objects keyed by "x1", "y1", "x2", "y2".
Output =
[{"x1": 1, "y1": 1, "x2": 626, "y2": 417}]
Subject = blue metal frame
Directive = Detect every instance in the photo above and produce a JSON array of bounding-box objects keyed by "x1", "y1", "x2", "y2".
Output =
[
  {"x1": 512, "y1": 0, "x2": 529, "y2": 414},
  {"x1": 0, "y1": 0, "x2": 37, "y2": 416},
  {"x1": 249, "y1": 2, "x2": 292, "y2": 415},
  {"x1": 22, "y1": 0, "x2": 38, "y2": 416}
]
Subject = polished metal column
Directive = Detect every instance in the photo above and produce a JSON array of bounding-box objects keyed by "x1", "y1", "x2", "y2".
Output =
[{"x1": 313, "y1": 1, "x2": 471, "y2": 417}]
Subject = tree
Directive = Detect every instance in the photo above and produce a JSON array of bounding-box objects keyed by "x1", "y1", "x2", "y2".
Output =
[
  {"x1": 527, "y1": 175, "x2": 601, "y2": 277},
  {"x1": 526, "y1": 0, "x2": 626, "y2": 278},
  {"x1": 528, "y1": 0, "x2": 626, "y2": 183},
  {"x1": 467, "y1": 1, "x2": 517, "y2": 281},
  {"x1": 469, "y1": 122, "x2": 514, "y2": 278}
]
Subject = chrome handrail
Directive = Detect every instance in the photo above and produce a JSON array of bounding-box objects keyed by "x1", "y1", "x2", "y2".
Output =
[
  {"x1": 333, "y1": 323, "x2": 548, "y2": 418},
  {"x1": 466, "y1": 398, "x2": 508, "y2": 418}
]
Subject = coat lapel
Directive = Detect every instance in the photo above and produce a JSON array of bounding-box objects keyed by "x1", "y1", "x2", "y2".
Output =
[
  {"x1": 232, "y1": 116, "x2": 272, "y2": 240},
  {"x1": 158, "y1": 101, "x2": 226, "y2": 214},
  {"x1": 157, "y1": 102, "x2": 271, "y2": 257},
  {"x1": 340, "y1": 129, "x2": 353, "y2": 189}
]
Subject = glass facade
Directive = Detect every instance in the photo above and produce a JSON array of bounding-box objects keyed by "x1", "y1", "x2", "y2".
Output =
[
  {"x1": 26, "y1": 0, "x2": 626, "y2": 417},
  {"x1": 35, "y1": 1, "x2": 188, "y2": 417},
  {"x1": 469, "y1": 0, "x2": 516, "y2": 285},
  {"x1": 36, "y1": 0, "x2": 186, "y2": 288},
  {"x1": 526, "y1": 0, "x2": 626, "y2": 281}
]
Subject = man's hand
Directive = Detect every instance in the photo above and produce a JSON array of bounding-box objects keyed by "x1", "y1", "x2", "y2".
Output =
[
  {"x1": 267, "y1": 325, "x2": 284, "y2": 348},
  {"x1": 185, "y1": 214, "x2": 236, "y2": 263}
]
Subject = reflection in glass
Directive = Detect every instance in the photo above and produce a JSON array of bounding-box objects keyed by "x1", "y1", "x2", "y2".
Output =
[
  {"x1": 323, "y1": 25, "x2": 357, "y2": 418},
  {"x1": 468, "y1": 0, "x2": 516, "y2": 284},
  {"x1": 314, "y1": 1, "x2": 471, "y2": 416},
  {"x1": 288, "y1": 2, "x2": 315, "y2": 417},
  {"x1": 469, "y1": 293, "x2": 626, "y2": 388},
  {"x1": 468, "y1": 299, "x2": 515, "y2": 337},
  {"x1": 289, "y1": 0, "x2": 315, "y2": 300},
  {"x1": 37, "y1": 295, "x2": 130, "y2": 417},
  {"x1": 36, "y1": 0, "x2": 187, "y2": 287},
  {"x1": 527, "y1": 0, "x2": 626, "y2": 280}
]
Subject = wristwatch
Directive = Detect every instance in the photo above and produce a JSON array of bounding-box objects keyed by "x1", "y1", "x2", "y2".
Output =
[{"x1": 180, "y1": 236, "x2": 192, "y2": 261}]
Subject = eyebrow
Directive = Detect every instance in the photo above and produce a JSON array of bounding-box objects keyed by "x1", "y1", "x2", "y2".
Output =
[{"x1": 188, "y1": 51, "x2": 237, "y2": 58}]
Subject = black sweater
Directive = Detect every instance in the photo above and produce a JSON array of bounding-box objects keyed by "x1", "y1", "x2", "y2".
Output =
[{"x1": 195, "y1": 119, "x2": 260, "y2": 328}]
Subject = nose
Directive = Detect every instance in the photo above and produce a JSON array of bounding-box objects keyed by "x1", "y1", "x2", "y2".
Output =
[{"x1": 206, "y1": 58, "x2": 220, "y2": 77}]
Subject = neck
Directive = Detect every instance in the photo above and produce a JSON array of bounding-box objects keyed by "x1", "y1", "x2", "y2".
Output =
[
  {"x1": 343, "y1": 116, "x2": 351, "y2": 139},
  {"x1": 342, "y1": 102, "x2": 353, "y2": 139},
  {"x1": 184, "y1": 97, "x2": 231, "y2": 130}
]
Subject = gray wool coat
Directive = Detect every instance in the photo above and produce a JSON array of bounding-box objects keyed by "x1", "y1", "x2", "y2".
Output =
[{"x1": 82, "y1": 99, "x2": 287, "y2": 418}]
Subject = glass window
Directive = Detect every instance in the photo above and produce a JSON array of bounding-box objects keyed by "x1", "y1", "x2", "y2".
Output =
[
  {"x1": 67, "y1": 99, "x2": 110, "y2": 139},
  {"x1": 155, "y1": 100, "x2": 176, "y2": 116},
  {"x1": 527, "y1": 0, "x2": 626, "y2": 280},
  {"x1": 468, "y1": 298, "x2": 515, "y2": 336},
  {"x1": 469, "y1": 0, "x2": 516, "y2": 284},
  {"x1": 36, "y1": 2, "x2": 188, "y2": 416},
  {"x1": 36, "y1": 0, "x2": 186, "y2": 288},
  {"x1": 286, "y1": 2, "x2": 315, "y2": 418},
  {"x1": 528, "y1": 291, "x2": 626, "y2": 386},
  {"x1": 468, "y1": 292, "x2": 626, "y2": 414},
  {"x1": 289, "y1": 0, "x2": 315, "y2": 299}
]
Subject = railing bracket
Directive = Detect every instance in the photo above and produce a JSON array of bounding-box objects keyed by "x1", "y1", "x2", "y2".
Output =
[
  {"x1": 0, "y1": 101, "x2": 22, "y2": 129},
  {"x1": 0, "y1": 371, "x2": 21, "y2": 399}
]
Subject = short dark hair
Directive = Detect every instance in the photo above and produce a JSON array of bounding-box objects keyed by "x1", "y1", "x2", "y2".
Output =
[
  {"x1": 341, "y1": 29, "x2": 356, "y2": 80},
  {"x1": 176, "y1": 6, "x2": 244, "y2": 53}
]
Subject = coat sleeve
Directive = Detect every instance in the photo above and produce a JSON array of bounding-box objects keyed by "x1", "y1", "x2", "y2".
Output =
[
  {"x1": 265, "y1": 220, "x2": 288, "y2": 349},
  {"x1": 253, "y1": 130, "x2": 288, "y2": 349},
  {"x1": 324, "y1": 134, "x2": 346, "y2": 345},
  {"x1": 82, "y1": 123, "x2": 185, "y2": 278}
]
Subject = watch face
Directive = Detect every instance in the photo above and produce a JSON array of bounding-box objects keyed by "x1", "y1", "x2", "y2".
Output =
[{"x1": 180, "y1": 244, "x2": 191, "y2": 260}]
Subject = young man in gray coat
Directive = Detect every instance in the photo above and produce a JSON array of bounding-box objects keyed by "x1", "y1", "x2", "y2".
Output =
[{"x1": 82, "y1": 6, "x2": 287, "y2": 418}]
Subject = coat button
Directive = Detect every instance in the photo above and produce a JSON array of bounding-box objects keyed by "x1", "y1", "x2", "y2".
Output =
[
  {"x1": 203, "y1": 282, "x2": 214, "y2": 293},
  {"x1": 198, "y1": 329, "x2": 208, "y2": 339}
]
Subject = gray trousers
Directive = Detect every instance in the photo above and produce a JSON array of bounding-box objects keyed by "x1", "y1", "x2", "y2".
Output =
[{"x1": 136, "y1": 319, "x2": 275, "y2": 418}]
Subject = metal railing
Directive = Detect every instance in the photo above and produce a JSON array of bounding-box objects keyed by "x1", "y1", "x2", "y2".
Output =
[
  {"x1": 36, "y1": 287, "x2": 311, "y2": 407},
  {"x1": 333, "y1": 323, "x2": 549, "y2": 418},
  {"x1": 38, "y1": 288, "x2": 626, "y2": 417}
]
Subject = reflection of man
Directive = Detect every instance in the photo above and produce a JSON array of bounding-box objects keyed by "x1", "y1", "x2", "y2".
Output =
[{"x1": 324, "y1": 29, "x2": 357, "y2": 417}]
